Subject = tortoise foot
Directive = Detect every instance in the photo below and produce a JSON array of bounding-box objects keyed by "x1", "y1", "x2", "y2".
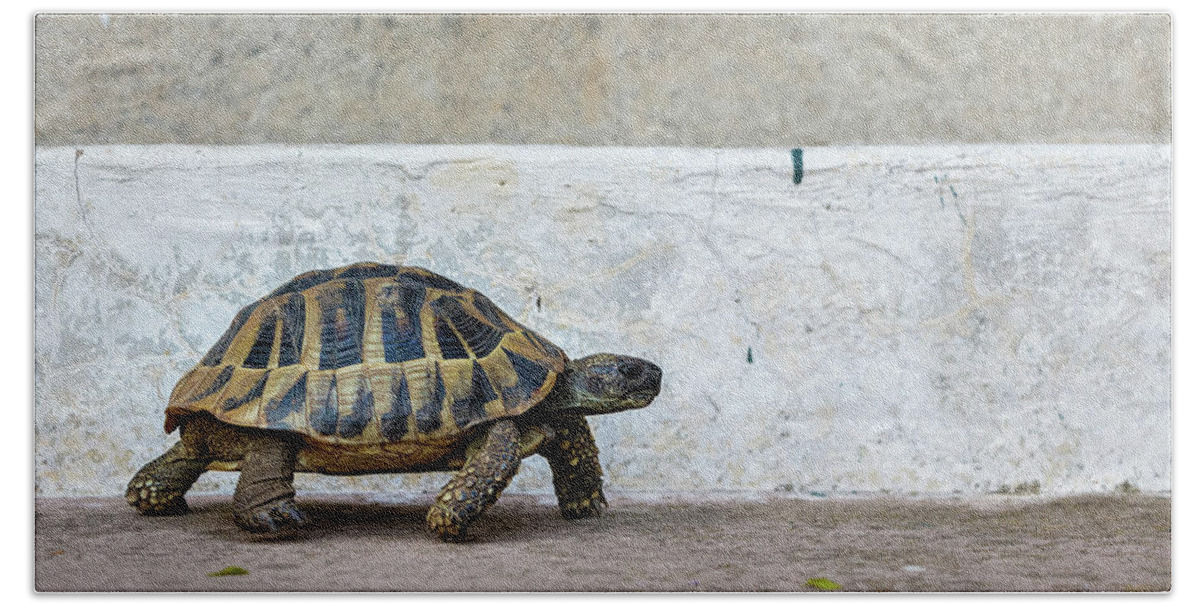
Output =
[
  {"x1": 233, "y1": 498, "x2": 309, "y2": 534},
  {"x1": 125, "y1": 441, "x2": 209, "y2": 516},
  {"x1": 125, "y1": 477, "x2": 189, "y2": 516},
  {"x1": 560, "y1": 490, "x2": 607, "y2": 520},
  {"x1": 426, "y1": 419, "x2": 522, "y2": 542},
  {"x1": 426, "y1": 502, "x2": 473, "y2": 542}
]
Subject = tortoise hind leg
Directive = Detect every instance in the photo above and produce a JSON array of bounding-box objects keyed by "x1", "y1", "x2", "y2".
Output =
[
  {"x1": 126, "y1": 441, "x2": 212, "y2": 516},
  {"x1": 231, "y1": 433, "x2": 308, "y2": 533},
  {"x1": 538, "y1": 416, "x2": 606, "y2": 519},
  {"x1": 427, "y1": 420, "x2": 522, "y2": 542}
]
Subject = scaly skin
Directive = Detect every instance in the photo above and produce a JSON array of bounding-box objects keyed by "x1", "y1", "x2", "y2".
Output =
[
  {"x1": 230, "y1": 434, "x2": 307, "y2": 534},
  {"x1": 125, "y1": 441, "x2": 211, "y2": 515},
  {"x1": 426, "y1": 420, "x2": 522, "y2": 542},
  {"x1": 538, "y1": 416, "x2": 607, "y2": 519},
  {"x1": 127, "y1": 415, "x2": 308, "y2": 533}
]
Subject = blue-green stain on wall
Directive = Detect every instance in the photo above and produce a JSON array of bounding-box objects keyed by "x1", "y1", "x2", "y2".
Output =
[
  {"x1": 791, "y1": 148, "x2": 803, "y2": 184},
  {"x1": 747, "y1": 347, "x2": 754, "y2": 364}
]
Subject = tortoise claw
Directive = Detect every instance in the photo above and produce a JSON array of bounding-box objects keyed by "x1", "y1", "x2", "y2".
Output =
[
  {"x1": 426, "y1": 503, "x2": 471, "y2": 542},
  {"x1": 233, "y1": 499, "x2": 309, "y2": 534},
  {"x1": 560, "y1": 491, "x2": 607, "y2": 520},
  {"x1": 125, "y1": 479, "x2": 189, "y2": 516}
]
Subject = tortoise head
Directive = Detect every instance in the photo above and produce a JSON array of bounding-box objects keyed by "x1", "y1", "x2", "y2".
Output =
[{"x1": 552, "y1": 353, "x2": 662, "y2": 416}]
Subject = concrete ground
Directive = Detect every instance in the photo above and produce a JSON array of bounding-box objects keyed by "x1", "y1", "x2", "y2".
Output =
[{"x1": 34, "y1": 493, "x2": 1169, "y2": 592}]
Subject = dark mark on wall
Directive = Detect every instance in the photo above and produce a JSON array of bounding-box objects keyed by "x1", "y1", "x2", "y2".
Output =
[
  {"x1": 791, "y1": 148, "x2": 803, "y2": 184},
  {"x1": 935, "y1": 174, "x2": 960, "y2": 210},
  {"x1": 747, "y1": 347, "x2": 754, "y2": 364}
]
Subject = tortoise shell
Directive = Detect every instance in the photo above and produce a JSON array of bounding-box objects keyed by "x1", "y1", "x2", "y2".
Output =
[{"x1": 165, "y1": 263, "x2": 568, "y2": 448}]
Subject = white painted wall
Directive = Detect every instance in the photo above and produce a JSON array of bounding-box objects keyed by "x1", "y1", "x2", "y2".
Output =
[{"x1": 34, "y1": 144, "x2": 1171, "y2": 498}]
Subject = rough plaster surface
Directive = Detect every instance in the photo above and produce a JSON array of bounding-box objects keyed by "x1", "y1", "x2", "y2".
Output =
[
  {"x1": 34, "y1": 13, "x2": 1171, "y2": 146},
  {"x1": 34, "y1": 144, "x2": 1170, "y2": 499}
]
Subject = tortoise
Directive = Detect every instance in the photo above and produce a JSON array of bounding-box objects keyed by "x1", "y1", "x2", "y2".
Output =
[{"x1": 125, "y1": 262, "x2": 661, "y2": 541}]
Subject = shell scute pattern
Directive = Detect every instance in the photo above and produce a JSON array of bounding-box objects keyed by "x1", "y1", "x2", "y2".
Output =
[{"x1": 165, "y1": 263, "x2": 567, "y2": 445}]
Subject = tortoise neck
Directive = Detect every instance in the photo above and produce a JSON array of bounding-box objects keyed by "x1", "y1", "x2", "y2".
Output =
[{"x1": 541, "y1": 366, "x2": 581, "y2": 413}]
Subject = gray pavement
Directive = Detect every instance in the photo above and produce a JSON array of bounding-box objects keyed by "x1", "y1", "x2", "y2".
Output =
[{"x1": 35, "y1": 493, "x2": 1169, "y2": 592}]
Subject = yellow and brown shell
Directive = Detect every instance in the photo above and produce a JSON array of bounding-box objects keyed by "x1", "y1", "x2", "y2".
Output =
[{"x1": 165, "y1": 263, "x2": 568, "y2": 452}]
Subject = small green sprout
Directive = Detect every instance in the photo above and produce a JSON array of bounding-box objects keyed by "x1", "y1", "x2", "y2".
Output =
[
  {"x1": 208, "y1": 566, "x2": 250, "y2": 577},
  {"x1": 806, "y1": 577, "x2": 842, "y2": 591}
]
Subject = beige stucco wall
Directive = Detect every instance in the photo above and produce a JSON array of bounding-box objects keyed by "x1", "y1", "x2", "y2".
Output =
[{"x1": 35, "y1": 13, "x2": 1170, "y2": 147}]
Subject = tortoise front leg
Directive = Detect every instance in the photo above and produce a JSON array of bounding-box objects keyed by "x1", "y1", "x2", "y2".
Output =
[
  {"x1": 427, "y1": 420, "x2": 522, "y2": 542},
  {"x1": 126, "y1": 441, "x2": 212, "y2": 515},
  {"x1": 231, "y1": 434, "x2": 308, "y2": 533},
  {"x1": 538, "y1": 416, "x2": 607, "y2": 519}
]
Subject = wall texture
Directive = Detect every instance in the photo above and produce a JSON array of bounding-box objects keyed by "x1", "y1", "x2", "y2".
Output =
[
  {"x1": 34, "y1": 144, "x2": 1170, "y2": 497},
  {"x1": 35, "y1": 13, "x2": 1170, "y2": 146}
]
